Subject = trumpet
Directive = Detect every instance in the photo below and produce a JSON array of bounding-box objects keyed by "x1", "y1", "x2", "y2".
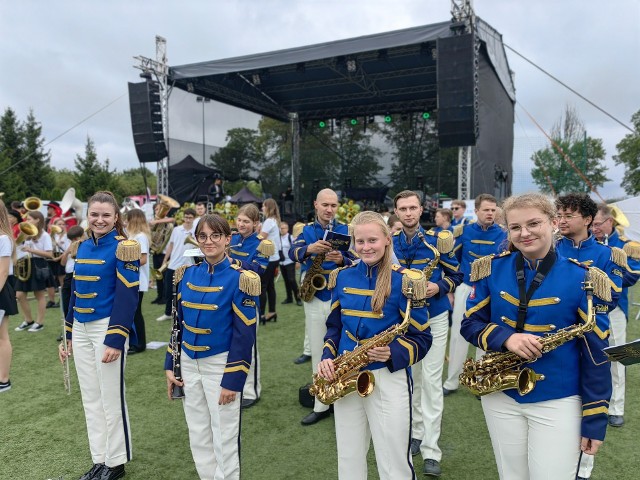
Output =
[{"x1": 16, "y1": 222, "x2": 38, "y2": 245}]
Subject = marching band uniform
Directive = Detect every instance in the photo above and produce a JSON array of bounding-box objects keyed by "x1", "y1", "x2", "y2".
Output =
[
  {"x1": 450, "y1": 216, "x2": 471, "y2": 227},
  {"x1": 443, "y1": 221, "x2": 507, "y2": 392},
  {"x1": 461, "y1": 251, "x2": 612, "y2": 480},
  {"x1": 392, "y1": 227, "x2": 462, "y2": 468},
  {"x1": 164, "y1": 258, "x2": 259, "y2": 480},
  {"x1": 555, "y1": 234, "x2": 625, "y2": 479},
  {"x1": 228, "y1": 232, "x2": 271, "y2": 407},
  {"x1": 65, "y1": 229, "x2": 140, "y2": 474},
  {"x1": 290, "y1": 218, "x2": 354, "y2": 419},
  {"x1": 322, "y1": 262, "x2": 431, "y2": 480}
]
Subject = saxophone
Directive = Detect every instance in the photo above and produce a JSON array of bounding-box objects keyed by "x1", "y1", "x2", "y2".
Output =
[
  {"x1": 309, "y1": 279, "x2": 417, "y2": 405},
  {"x1": 459, "y1": 277, "x2": 597, "y2": 396},
  {"x1": 299, "y1": 253, "x2": 327, "y2": 302}
]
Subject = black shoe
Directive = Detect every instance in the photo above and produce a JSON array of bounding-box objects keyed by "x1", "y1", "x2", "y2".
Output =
[
  {"x1": 98, "y1": 464, "x2": 125, "y2": 480},
  {"x1": 296, "y1": 299, "x2": 303, "y2": 306},
  {"x1": 56, "y1": 335, "x2": 63, "y2": 342},
  {"x1": 301, "y1": 410, "x2": 331, "y2": 426},
  {"x1": 46, "y1": 301, "x2": 56, "y2": 308},
  {"x1": 423, "y1": 459, "x2": 442, "y2": 477},
  {"x1": 281, "y1": 298, "x2": 293, "y2": 304},
  {"x1": 260, "y1": 315, "x2": 266, "y2": 326},
  {"x1": 242, "y1": 398, "x2": 259, "y2": 409},
  {"x1": 293, "y1": 354, "x2": 312, "y2": 364},
  {"x1": 79, "y1": 463, "x2": 105, "y2": 480},
  {"x1": 608, "y1": 415, "x2": 624, "y2": 427},
  {"x1": 442, "y1": 387, "x2": 457, "y2": 396},
  {"x1": 265, "y1": 313, "x2": 277, "y2": 322},
  {"x1": 127, "y1": 346, "x2": 144, "y2": 355},
  {"x1": 410, "y1": 437, "x2": 421, "y2": 456}
]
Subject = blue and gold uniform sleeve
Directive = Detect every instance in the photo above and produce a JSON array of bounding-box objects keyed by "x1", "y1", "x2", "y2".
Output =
[
  {"x1": 577, "y1": 297, "x2": 612, "y2": 441},
  {"x1": 621, "y1": 252, "x2": 640, "y2": 288},
  {"x1": 105, "y1": 257, "x2": 140, "y2": 350},
  {"x1": 603, "y1": 257, "x2": 623, "y2": 309},
  {"x1": 435, "y1": 253, "x2": 463, "y2": 296},
  {"x1": 460, "y1": 279, "x2": 512, "y2": 352},
  {"x1": 221, "y1": 286, "x2": 258, "y2": 392},
  {"x1": 289, "y1": 230, "x2": 308, "y2": 263},
  {"x1": 322, "y1": 288, "x2": 342, "y2": 360},
  {"x1": 64, "y1": 277, "x2": 76, "y2": 340},
  {"x1": 388, "y1": 296, "x2": 431, "y2": 371}
]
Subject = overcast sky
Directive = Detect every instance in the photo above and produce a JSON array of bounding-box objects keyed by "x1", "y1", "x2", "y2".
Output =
[{"x1": 1, "y1": 0, "x2": 638, "y2": 199}]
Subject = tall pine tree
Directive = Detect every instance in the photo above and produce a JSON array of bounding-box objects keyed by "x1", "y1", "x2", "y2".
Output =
[
  {"x1": 73, "y1": 136, "x2": 116, "y2": 201},
  {"x1": 0, "y1": 107, "x2": 27, "y2": 201}
]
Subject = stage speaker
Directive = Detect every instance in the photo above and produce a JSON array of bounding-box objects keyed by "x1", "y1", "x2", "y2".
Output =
[
  {"x1": 437, "y1": 33, "x2": 477, "y2": 148},
  {"x1": 128, "y1": 81, "x2": 168, "y2": 163}
]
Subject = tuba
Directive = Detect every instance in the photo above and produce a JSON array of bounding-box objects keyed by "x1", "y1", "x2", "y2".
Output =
[
  {"x1": 150, "y1": 194, "x2": 180, "y2": 255},
  {"x1": 15, "y1": 223, "x2": 38, "y2": 282},
  {"x1": 459, "y1": 276, "x2": 598, "y2": 396}
]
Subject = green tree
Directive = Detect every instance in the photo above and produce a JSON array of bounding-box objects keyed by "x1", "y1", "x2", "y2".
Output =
[
  {"x1": 0, "y1": 107, "x2": 27, "y2": 201},
  {"x1": 531, "y1": 106, "x2": 609, "y2": 195},
  {"x1": 613, "y1": 110, "x2": 640, "y2": 195},
  {"x1": 73, "y1": 136, "x2": 116, "y2": 201},
  {"x1": 110, "y1": 167, "x2": 157, "y2": 199},
  {"x1": 209, "y1": 128, "x2": 260, "y2": 180},
  {"x1": 332, "y1": 121, "x2": 383, "y2": 188},
  {"x1": 21, "y1": 109, "x2": 54, "y2": 198}
]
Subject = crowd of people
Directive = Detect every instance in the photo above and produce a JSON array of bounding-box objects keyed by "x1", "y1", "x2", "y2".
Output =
[{"x1": 0, "y1": 184, "x2": 637, "y2": 480}]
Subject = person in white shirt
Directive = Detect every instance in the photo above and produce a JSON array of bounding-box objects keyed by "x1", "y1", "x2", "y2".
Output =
[
  {"x1": 0, "y1": 200, "x2": 19, "y2": 393},
  {"x1": 126, "y1": 209, "x2": 151, "y2": 353},
  {"x1": 279, "y1": 222, "x2": 301, "y2": 306},
  {"x1": 14, "y1": 211, "x2": 53, "y2": 332},
  {"x1": 59, "y1": 226, "x2": 86, "y2": 320},
  {"x1": 259, "y1": 199, "x2": 282, "y2": 323},
  {"x1": 156, "y1": 208, "x2": 196, "y2": 322}
]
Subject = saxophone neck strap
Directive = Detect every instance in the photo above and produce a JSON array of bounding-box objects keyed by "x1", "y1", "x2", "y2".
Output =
[{"x1": 515, "y1": 250, "x2": 556, "y2": 332}]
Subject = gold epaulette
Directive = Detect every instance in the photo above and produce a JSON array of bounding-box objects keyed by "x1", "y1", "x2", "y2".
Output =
[
  {"x1": 115, "y1": 239, "x2": 141, "y2": 262},
  {"x1": 587, "y1": 266, "x2": 613, "y2": 303},
  {"x1": 230, "y1": 264, "x2": 261, "y2": 296},
  {"x1": 393, "y1": 230, "x2": 401, "y2": 236},
  {"x1": 114, "y1": 235, "x2": 126, "y2": 240},
  {"x1": 436, "y1": 230, "x2": 454, "y2": 254},
  {"x1": 327, "y1": 264, "x2": 356, "y2": 290},
  {"x1": 469, "y1": 250, "x2": 512, "y2": 282},
  {"x1": 173, "y1": 264, "x2": 191, "y2": 285},
  {"x1": 69, "y1": 240, "x2": 80, "y2": 259},
  {"x1": 256, "y1": 234, "x2": 265, "y2": 240},
  {"x1": 610, "y1": 246, "x2": 629, "y2": 269},
  {"x1": 292, "y1": 222, "x2": 305, "y2": 239},
  {"x1": 453, "y1": 224, "x2": 464, "y2": 238},
  {"x1": 425, "y1": 228, "x2": 436, "y2": 235},
  {"x1": 257, "y1": 239, "x2": 275, "y2": 257},
  {"x1": 392, "y1": 264, "x2": 428, "y2": 300},
  {"x1": 623, "y1": 241, "x2": 640, "y2": 260}
]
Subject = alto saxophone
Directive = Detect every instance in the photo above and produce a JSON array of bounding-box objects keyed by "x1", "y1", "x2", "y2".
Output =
[
  {"x1": 459, "y1": 277, "x2": 597, "y2": 396},
  {"x1": 299, "y1": 253, "x2": 327, "y2": 302},
  {"x1": 309, "y1": 280, "x2": 416, "y2": 405}
]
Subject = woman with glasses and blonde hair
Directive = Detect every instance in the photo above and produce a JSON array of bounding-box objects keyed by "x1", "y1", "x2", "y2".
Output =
[
  {"x1": 14, "y1": 210, "x2": 53, "y2": 332},
  {"x1": 125, "y1": 209, "x2": 151, "y2": 354},
  {"x1": 317, "y1": 211, "x2": 431, "y2": 480},
  {"x1": 0, "y1": 200, "x2": 18, "y2": 393},
  {"x1": 165, "y1": 214, "x2": 259, "y2": 480},
  {"x1": 460, "y1": 193, "x2": 612, "y2": 480}
]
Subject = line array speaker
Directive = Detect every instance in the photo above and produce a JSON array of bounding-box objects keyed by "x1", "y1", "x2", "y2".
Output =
[{"x1": 128, "y1": 81, "x2": 168, "y2": 163}]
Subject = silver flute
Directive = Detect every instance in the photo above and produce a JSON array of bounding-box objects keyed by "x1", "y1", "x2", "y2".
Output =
[{"x1": 60, "y1": 287, "x2": 71, "y2": 395}]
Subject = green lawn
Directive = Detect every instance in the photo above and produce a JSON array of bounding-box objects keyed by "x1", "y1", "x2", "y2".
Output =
[{"x1": 1, "y1": 282, "x2": 638, "y2": 479}]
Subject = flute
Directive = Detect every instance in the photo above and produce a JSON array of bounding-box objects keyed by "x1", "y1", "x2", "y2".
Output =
[{"x1": 60, "y1": 286, "x2": 71, "y2": 395}]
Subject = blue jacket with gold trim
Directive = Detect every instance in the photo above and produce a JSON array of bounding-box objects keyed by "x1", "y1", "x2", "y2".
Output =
[
  {"x1": 556, "y1": 235, "x2": 622, "y2": 310},
  {"x1": 453, "y1": 222, "x2": 507, "y2": 285},
  {"x1": 461, "y1": 251, "x2": 612, "y2": 441},
  {"x1": 228, "y1": 232, "x2": 270, "y2": 277},
  {"x1": 392, "y1": 227, "x2": 463, "y2": 317},
  {"x1": 321, "y1": 261, "x2": 432, "y2": 372},
  {"x1": 603, "y1": 230, "x2": 640, "y2": 317},
  {"x1": 163, "y1": 257, "x2": 258, "y2": 392},
  {"x1": 65, "y1": 229, "x2": 140, "y2": 351},
  {"x1": 289, "y1": 219, "x2": 354, "y2": 301}
]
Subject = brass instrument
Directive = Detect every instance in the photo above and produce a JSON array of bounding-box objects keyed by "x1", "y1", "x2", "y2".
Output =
[
  {"x1": 16, "y1": 222, "x2": 38, "y2": 245},
  {"x1": 15, "y1": 223, "x2": 38, "y2": 282},
  {"x1": 309, "y1": 277, "x2": 418, "y2": 405},
  {"x1": 155, "y1": 261, "x2": 168, "y2": 280},
  {"x1": 150, "y1": 194, "x2": 180, "y2": 255},
  {"x1": 24, "y1": 196, "x2": 42, "y2": 212},
  {"x1": 609, "y1": 204, "x2": 630, "y2": 228},
  {"x1": 299, "y1": 253, "x2": 327, "y2": 302},
  {"x1": 184, "y1": 235, "x2": 200, "y2": 248},
  {"x1": 459, "y1": 276, "x2": 597, "y2": 397}
]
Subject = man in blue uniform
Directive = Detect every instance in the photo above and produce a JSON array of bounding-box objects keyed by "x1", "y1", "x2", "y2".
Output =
[
  {"x1": 450, "y1": 199, "x2": 472, "y2": 227},
  {"x1": 392, "y1": 190, "x2": 463, "y2": 477},
  {"x1": 444, "y1": 194, "x2": 507, "y2": 395},
  {"x1": 289, "y1": 188, "x2": 354, "y2": 425}
]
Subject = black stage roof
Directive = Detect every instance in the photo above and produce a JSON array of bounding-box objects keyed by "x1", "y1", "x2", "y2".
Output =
[{"x1": 169, "y1": 18, "x2": 515, "y2": 123}]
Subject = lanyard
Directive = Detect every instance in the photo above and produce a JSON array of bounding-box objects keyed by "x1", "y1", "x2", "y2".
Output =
[{"x1": 514, "y1": 250, "x2": 556, "y2": 332}]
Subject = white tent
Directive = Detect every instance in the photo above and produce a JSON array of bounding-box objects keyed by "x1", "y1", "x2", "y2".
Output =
[{"x1": 613, "y1": 196, "x2": 640, "y2": 242}]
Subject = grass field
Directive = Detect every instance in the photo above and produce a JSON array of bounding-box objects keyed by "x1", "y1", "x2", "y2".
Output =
[{"x1": 1, "y1": 281, "x2": 639, "y2": 480}]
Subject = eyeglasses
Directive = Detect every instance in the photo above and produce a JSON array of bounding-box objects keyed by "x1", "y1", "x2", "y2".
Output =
[
  {"x1": 196, "y1": 232, "x2": 225, "y2": 243},
  {"x1": 508, "y1": 220, "x2": 547, "y2": 235},
  {"x1": 591, "y1": 218, "x2": 612, "y2": 228},
  {"x1": 556, "y1": 214, "x2": 583, "y2": 221},
  {"x1": 452, "y1": 207, "x2": 461, "y2": 210}
]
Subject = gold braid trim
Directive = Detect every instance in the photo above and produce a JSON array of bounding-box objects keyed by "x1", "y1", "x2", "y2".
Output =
[
  {"x1": 257, "y1": 239, "x2": 275, "y2": 257},
  {"x1": 292, "y1": 222, "x2": 305, "y2": 239},
  {"x1": 610, "y1": 247, "x2": 629, "y2": 269},
  {"x1": 327, "y1": 265, "x2": 355, "y2": 290},
  {"x1": 173, "y1": 264, "x2": 191, "y2": 286},
  {"x1": 453, "y1": 224, "x2": 464, "y2": 238},
  {"x1": 69, "y1": 240, "x2": 80, "y2": 259},
  {"x1": 623, "y1": 242, "x2": 640, "y2": 260},
  {"x1": 401, "y1": 268, "x2": 428, "y2": 300},
  {"x1": 437, "y1": 230, "x2": 454, "y2": 254},
  {"x1": 238, "y1": 269, "x2": 261, "y2": 296},
  {"x1": 470, "y1": 255, "x2": 493, "y2": 282},
  {"x1": 115, "y1": 239, "x2": 141, "y2": 262},
  {"x1": 588, "y1": 267, "x2": 613, "y2": 303}
]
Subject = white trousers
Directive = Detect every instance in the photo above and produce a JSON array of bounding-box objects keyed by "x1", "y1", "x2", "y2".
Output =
[
  {"x1": 182, "y1": 353, "x2": 242, "y2": 480},
  {"x1": 482, "y1": 392, "x2": 581, "y2": 480},
  {"x1": 577, "y1": 307, "x2": 625, "y2": 479},
  {"x1": 411, "y1": 310, "x2": 449, "y2": 461},
  {"x1": 443, "y1": 282, "x2": 473, "y2": 390},
  {"x1": 334, "y1": 368, "x2": 415, "y2": 480},
  {"x1": 73, "y1": 318, "x2": 131, "y2": 468},
  {"x1": 242, "y1": 307, "x2": 261, "y2": 401},
  {"x1": 302, "y1": 330, "x2": 311, "y2": 357},
  {"x1": 303, "y1": 294, "x2": 331, "y2": 413}
]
